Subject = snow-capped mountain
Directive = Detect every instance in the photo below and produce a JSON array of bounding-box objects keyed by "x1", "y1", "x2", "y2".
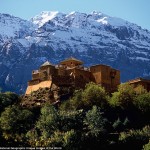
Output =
[
  {"x1": 0, "y1": 11, "x2": 150, "y2": 93},
  {"x1": 0, "y1": 13, "x2": 35, "y2": 39}
]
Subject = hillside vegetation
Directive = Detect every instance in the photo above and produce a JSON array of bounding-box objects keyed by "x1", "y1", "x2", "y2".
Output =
[{"x1": 0, "y1": 83, "x2": 150, "y2": 149}]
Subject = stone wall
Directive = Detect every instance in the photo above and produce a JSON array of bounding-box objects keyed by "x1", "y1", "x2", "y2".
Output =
[{"x1": 25, "y1": 80, "x2": 52, "y2": 95}]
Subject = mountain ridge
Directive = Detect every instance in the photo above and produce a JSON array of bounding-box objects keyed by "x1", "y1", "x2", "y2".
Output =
[{"x1": 0, "y1": 11, "x2": 150, "y2": 93}]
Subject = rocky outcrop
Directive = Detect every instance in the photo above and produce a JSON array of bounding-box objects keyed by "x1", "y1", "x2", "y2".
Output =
[{"x1": 21, "y1": 84, "x2": 74, "y2": 108}]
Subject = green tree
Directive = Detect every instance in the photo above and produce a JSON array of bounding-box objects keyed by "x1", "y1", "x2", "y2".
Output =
[
  {"x1": 0, "y1": 105, "x2": 33, "y2": 143},
  {"x1": 134, "y1": 85, "x2": 147, "y2": 95},
  {"x1": 119, "y1": 126, "x2": 150, "y2": 150},
  {"x1": 143, "y1": 140, "x2": 150, "y2": 150},
  {"x1": 60, "y1": 83, "x2": 109, "y2": 110},
  {"x1": 82, "y1": 82, "x2": 108, "y2": 109},
  {"x1": 113, "y1": 118, "x2": 124, "y2": 132},
  {"x1": 123, "y1": 117, "x2": 130, "y2": 128},
  {"x1": 27, "y1": 104, "x2": 82, "y2": 148},
  {"x1": 60, "y1": 90, "x2": 83, "y2": 111},
  {"x1": 27, "y1": 129, "x2": 79, "y2": 148},
  {"x1": 36, "y1": 104, "x2": 59, "y2": 138},
  {"x1": 59, "y1": 110, "x2": 84, "y2": 131},
  {"x1": 63, "y1": 129, "x2": 78, "y2": 149},
  {"x1": 83, "y1": 106, "x2": 109, "y2": 149},
  {"x1": 26, "y1": 128, "x2": 39, "y2": 146},
  {"x1": 0, "y1": 92, "x2": 19, "y2": 112},
  {"x1": 84, "y1": 105, "x2": 108, "y2": 137},
  {"x1": 109, "y1": 83, "x2": 135, "y2": 109},
  {"x1": 133, "y1": 93, "x2": 150, "y2": 113}
]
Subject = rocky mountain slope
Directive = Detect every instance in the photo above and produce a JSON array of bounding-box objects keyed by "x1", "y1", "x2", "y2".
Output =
[{"x1": 0, "y1": 11, "x2": 150, "y2": 93}]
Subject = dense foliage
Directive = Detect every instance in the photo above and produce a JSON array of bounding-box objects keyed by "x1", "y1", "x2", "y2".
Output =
[{"x1": 0, "y1": 83, "x2": 149, "y2": 149}]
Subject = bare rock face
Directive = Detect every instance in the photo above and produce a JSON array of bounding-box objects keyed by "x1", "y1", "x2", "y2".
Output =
[
  {"x1": 21, "y1": 87, "x2": 54, "y2": 108},
  {"x1": 0, "y1": 12, "x2": 150, "y2": 93},
  {"x1": 21, "y1": 85, "x2": 74, "y2": 108}
]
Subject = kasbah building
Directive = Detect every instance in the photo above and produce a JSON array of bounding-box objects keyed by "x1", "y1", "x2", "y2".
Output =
[{"x1": 25, "y1": 57, "x2": 150, "y2": 100}]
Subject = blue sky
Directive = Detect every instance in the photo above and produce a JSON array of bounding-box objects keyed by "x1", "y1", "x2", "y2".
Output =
[{"x1": 0, "y1": 0, "x2": 150, "y2": 30}]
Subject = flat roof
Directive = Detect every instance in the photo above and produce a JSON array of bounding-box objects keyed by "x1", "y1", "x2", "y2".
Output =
[
  {"x1": 90, "y1": 64, "x2": 120, "y2": 71},
  {"x1": 128, "y1": 77, "x2": 150, "y2": 83},
  {"x1": 60, "y1": 57, "x2": 83, "y2": 64}
]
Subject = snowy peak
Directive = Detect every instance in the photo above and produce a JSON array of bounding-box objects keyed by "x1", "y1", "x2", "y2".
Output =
[
  {"x1": 0, "y1": 13, "x2": 34, "y2": 39},
  {"x1": 31, "y1": 11, "x2": 63, "y2": 27},
  {"x1": 30, "y1": 11, "x2": 132, "y2": 29},
  {"x1": 29, "y1": 11, "x2": 150, "y2": 47}
]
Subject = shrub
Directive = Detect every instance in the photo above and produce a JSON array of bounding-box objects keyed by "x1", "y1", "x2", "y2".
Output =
[
  {"x1": 60, "y1": 90, "x2": 83, "y2": 111},
  {"x1": 119, "y1": 126, "x2": 150, "y2": 150},
  {"x1": 82, "y1": 82, "x2": 108, "y2": 109},
  {"x1": 59, "y1": 110, "x2": 84, "y2": 131},
  {"x1": 143, "y1": 140, "x2": 150, "y2": 150},
  {"x1": 0, "y1": 92, "x2": 19, "y2": 111},
  {"x1": 0, "y1": 105, "x2": 33, "y2": 144},
  {"x1": 109, "y1": 83, "x2": 135, "y2": 109},
  {"x1": 123, "y1": 117, "x2": 130, "y2": 128},
  {"x1": 133, "y1": 93, "x2": 150, "y2": 113},
  {"x1": 134, "y1": 85, "x2": 147, "y2": 95},
  {"x1": 113, "y1": 118, "x2": 124, "y2": 132},
  {"x1": 60, "y1": 82, "x2": 109, "y2": 110}
]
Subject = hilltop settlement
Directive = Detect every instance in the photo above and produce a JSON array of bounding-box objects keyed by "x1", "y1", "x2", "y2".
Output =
[{"x1": 22, "y1": 57, "x2": 150, "y2": 107}]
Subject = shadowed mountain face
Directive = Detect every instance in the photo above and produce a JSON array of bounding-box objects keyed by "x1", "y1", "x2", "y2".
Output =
[{"x1": 0, "y1": 11, "x2": 150, "y2": 93}]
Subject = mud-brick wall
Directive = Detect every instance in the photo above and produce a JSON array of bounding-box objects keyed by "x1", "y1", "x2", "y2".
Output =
[
  {"x1": 90, "y1": 65, "x2": 120, "y2": 92},
  {"x1": 112, "y1": 70, "x2": 120, "y2": 89},
  {"x1": 74, "y1": 76, "x2": 89, "y2": 89},
  {"x1": 32, "y1": 73, "x2": 40, "y2": 80},
  {"x1": 74, "y1": 68, "x2": 94, "y2": 82},
  {"x1": 52, "y1": 75, "x2": 74, "y2": 86},
  {"x1": 25, "y1": 80, "x2": 52, "y2": 95},
  {"x1": 90, "y1": 65, "x2": 110, "y2": 84}
]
